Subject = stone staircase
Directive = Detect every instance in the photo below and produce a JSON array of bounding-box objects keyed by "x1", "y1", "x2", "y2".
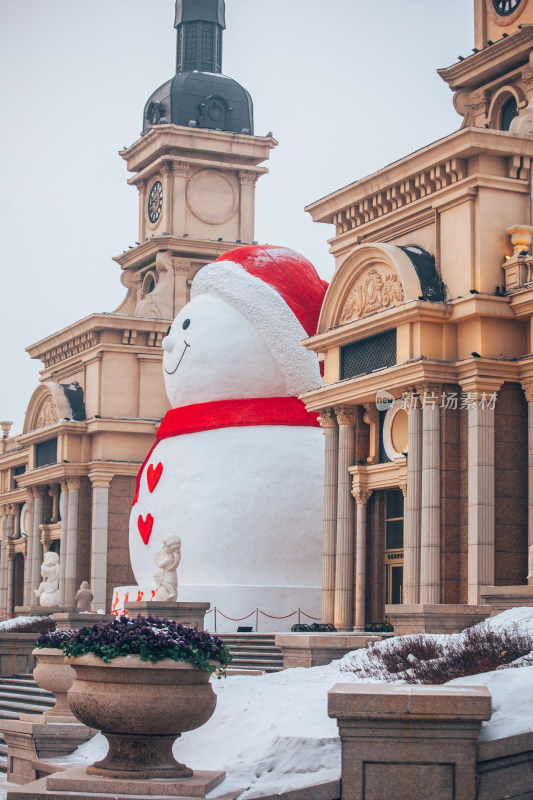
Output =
[
  {"x1": 0, "y1": 674, "x2": 54, "y2": 772},
  {"x1": 218, "y1": 633, "x2": 283, "y2": 673}
]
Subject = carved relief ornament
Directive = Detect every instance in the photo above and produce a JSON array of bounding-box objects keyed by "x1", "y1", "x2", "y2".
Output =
[
  {"x1": 35, "y1": 397, "x2": 59, "y2": 430},
  {"x1": 341, "y1": 267, "x2": 404, "y2": 323}
]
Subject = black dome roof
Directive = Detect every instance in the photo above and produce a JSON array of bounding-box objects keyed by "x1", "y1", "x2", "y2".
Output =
[{"x1": 142, "y1": 0, "x2": 253, "y2": 136}]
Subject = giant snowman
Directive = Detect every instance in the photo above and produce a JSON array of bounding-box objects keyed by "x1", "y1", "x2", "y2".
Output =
[{"x1": 125, "y1": 245, "x2": 327, "y2": 631}]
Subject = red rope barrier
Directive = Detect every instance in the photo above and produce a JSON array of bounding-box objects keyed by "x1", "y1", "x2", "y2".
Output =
[
  {"x1": 215, "y1": 609, "x2": 255, "y2": 622},
  {"x1": 259, "y1": 609, "x2": 298, "y2": 619},
  {"x1": 299, "y1": 611, "x2": 321, "y2": 621}
]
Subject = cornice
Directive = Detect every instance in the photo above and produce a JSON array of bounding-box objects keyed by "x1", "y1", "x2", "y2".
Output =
[
  {"x1": 15, "y1": 463, "x2": 88, "y2": 489},
  {"x1": 437, "y1": 26, "x2": 533, "y2": 90},
  {"x1": 306, "y1": 127, "x2": 533, "y2": 226},
  {"x1": 17, "y1": 421, "x2": 88, "y2": 447},
  {"x1": 509, "y1": 285, "x2": 533, "y2": 316},
  {"x1": 127, "y1": 155, "x2": 268, "y2": 188},
  {"x1": 120, "y1": 125, "x2": 278, "y2": 174},
  {"x1": 26, "y1": 313, "x2": 171, "y2": 361},
  {"x1": 349, "y1": 459, "x2": 408, "y2": 494},
  {"x1": 112, "y1": 236, "x2": 233, "y2": 270},
  {"x1": 303, "y1": 300, "x2": 451, "y2": 353},
  {"x1": 300, "y1": 356, "x2": 520, "y2": 411}
]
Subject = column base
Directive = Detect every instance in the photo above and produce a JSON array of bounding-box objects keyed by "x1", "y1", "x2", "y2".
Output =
[
  {"x1": 124, "y1": 601, "x2": 210, "y2": 629},
  {"x1": 385, "y1": 604, "x2": 491, "y2": 635},
  {"x1": 480, "y1": 585, "x2": 533, "y2": 615}
]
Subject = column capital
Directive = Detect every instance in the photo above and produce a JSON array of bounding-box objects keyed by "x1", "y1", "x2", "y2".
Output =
[
  {"x1": 523, "y1": 381, "x2": 533, "y2": 403},
  {"x1": 160, "y1": 160, "x2": 173, "y2": 178},
  {"x1": 66, "y1": 477, "x2": 81, "y2": 492},
  {"x1": 318, "y1": 408, "x2": 338, "y2": 429},
  {"x1": 89, "y1": 471, "x2": 113, "y2": 490},
  {"x1": 399, "y1": 481, "x2": 408, "y2": 498},
  {"x1": 173, "y1": 162, "x2": 191, "y2": 178},
  {"x1": 334, "y1": 405, "x2": 357, "y2": 426},
  {"x1": 137, "y1": 179, "x2": 147, "y2": 196},
  {"x1": 353, "y1": 489, "x2": 372, "y2": 505},
  {"x1": 238, "y1": 170, "x2": 258, "y2": 186},
  {"x1": 27, "y1": 486, "x2": 47, "y2": 500},
  {"x1": 416, "y1": 384, "x2": 442, "y2": 407}
]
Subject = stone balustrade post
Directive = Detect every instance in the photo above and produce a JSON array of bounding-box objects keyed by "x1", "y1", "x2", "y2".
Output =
[
  {"x1": 89, "y1": 472, "x2": 113, "y2": 612},
  {"x1": 353, "y1": 490, "x2": 372, "y2": 631},
  {"x1": 419, "y1": 386, "x2": 441, "y2": 604},
  {"x1": 404, "y1": 393, "x2": 422, "y2": 604},
  {"x1": 466, "y1": 391, "x2": 496, "y2": 604},
  {"x1": 62, "y1": 478, "x2": 80, "y2": 608},
  {"x1": 318, "y1": 409, "x2": 339, "y2": 625},
  {"x1": 328, "y1": 683, "x2": 492, "y2": 800},
  {"x1": 333, "y1": 406, "x2": 357, "y2": 631}
]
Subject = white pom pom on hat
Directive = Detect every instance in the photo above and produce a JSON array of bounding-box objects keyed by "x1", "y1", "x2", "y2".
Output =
[{"x1": 191, "y1": 245, "x2": 328, "y2": 396}]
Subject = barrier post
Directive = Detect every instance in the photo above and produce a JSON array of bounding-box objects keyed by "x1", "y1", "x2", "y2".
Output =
[
  {"x1": 255, "y1": 607, "x2": 259, "y2": 632},
  {"x1": 298, "y1": 608, "x2": 301, "y2": 625},
  {"x1": 214, "y1": 607, "x2": 217, "y2": 633}
]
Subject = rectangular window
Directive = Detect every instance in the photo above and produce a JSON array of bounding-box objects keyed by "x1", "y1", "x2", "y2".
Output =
[
  {"x1": 340, "y1": 329, "x2": 396, "y2": 380},
  {"x1": 384, "y1": 488, "x2": 404, "y2": 608},
  {"x1": 35, "y1": 438, "x2": 57, "y2": 468}
]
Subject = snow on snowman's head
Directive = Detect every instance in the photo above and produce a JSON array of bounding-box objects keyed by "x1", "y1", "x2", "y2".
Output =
[{"x1": 162, "y1": 245, "x2": 327, "y2": 409}]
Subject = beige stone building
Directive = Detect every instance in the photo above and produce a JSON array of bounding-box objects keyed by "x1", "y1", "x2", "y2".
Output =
[
  {"x1": 0, "y1": 0, "x2": 275, "y2": 615},
  {"x1": 302, "y1": 0, "x2": 533, "y2": 632}
]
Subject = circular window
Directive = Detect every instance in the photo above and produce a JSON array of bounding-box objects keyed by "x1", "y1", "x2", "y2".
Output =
[{"x1": 383, "y1": 400, "x2": 408, "y2": 461}]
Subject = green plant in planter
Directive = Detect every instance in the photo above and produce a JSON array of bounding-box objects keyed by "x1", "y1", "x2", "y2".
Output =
[{"x1": 36, "y1": 615, "x2": 232, "y2": 673}]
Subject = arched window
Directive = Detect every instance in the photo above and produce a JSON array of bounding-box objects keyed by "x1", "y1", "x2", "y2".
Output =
[{"x1": 501, "y1": 95, "x2": 518, "y2": 131}]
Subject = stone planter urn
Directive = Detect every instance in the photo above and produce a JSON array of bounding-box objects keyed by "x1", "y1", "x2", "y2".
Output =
[
  {"x1": 32, "y1": 647, "x2": 77, "y2": 722},
  {"x1": 66, "y1": 653, "x2": 217, "y2": 779}
]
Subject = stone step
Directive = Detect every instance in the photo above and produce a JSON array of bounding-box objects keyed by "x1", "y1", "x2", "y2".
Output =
[
  {"x1": 0, "y1": 675, "x2": 54, "y2": 773},
  {"x1": 217, "y1": 633, "x2": 283, "y2": 672}
]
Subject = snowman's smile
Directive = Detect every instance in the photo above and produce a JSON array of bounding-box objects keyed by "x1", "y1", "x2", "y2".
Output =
[{"x1": 164, "y1": 341, "x2": 190, "y2": 375}]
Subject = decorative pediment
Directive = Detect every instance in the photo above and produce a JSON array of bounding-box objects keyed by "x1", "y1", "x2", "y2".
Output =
[
  {"x1": 35, "y1": 397, "x2": 59, "y2": 429},
  {"x1": 341, "y1": 267, "x2": 405, "y2": 323},
  {"x1": 23, "y1": 382, "x2": 72, "y2": 434}
]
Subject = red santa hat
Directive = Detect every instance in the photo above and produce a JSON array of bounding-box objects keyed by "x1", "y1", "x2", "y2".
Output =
[{"x1": 191, "y1": 245, "x2": 328, "y2": 396}]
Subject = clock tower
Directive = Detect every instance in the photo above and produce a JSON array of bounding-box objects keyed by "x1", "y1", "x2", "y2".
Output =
[
  {"x1": 440, "y1": 0, "x2": 533, "y2": 129},
  {"x1": 113, "y1": 0, "x2": 276, "y2": 321}
]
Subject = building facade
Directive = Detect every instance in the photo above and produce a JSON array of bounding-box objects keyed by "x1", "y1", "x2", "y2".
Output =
[
  {"x1": 303, "y1": 0, "x2": 533, "y2": 631},
  {"x1": 0, "y1": 0, "x2": 275, "y2": 615}
]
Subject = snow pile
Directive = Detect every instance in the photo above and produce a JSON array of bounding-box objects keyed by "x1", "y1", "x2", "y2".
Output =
[
  {"x1": 62, "y1": 608, "x2": 533, "y2": 799},
  {"x1": 0, "y1": 615, "x2": 49, "y2": 631}
]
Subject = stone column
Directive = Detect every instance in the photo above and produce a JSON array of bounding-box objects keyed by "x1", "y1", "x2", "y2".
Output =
[
  {"x1": 523, "y1": 383, "x2": 533, "y2": 585},
  {"x1": 30, "y1": 488, "x2": 46, "y2": 605},
  {"x1": 160, "y1": 161, "x2": 174, "y2": 234},
  {"x1": 333, "y1": 406, "x2": 357, "y2": 631},
  {"x1": 419, "y1": 387, "x2": 441, "y2": 604},
  {"x1": 58, "y1": 481, "x2": 69, "y2": 605},
  {"x1": 238, "y1": 171, "x2": 258, "y2": 244},
  {"x1": 404, "y1": 394, "x2": 422, "y2": 604},
  {"x1": 137, "y1": 180, "x2": 147, "y2": 242},
  {"x1": 63, "y1": 478, "x2": 80, "y2": 608},
  {"x1": 467, "y1": 394, "x2": 495, "y2": 604},
  {"x1": 318, "y1": 409, "x2": 339, "y2": 625},
  {"x1": 0, "y1": 509, "x2": 6, "y2": 612},
  {"x1": 353, "y1": 490, "x2": 372, "y2": 631},
  {"x1": 89, "y1": 472, "x2": 113, "y2": 612},
  {"x1": 172, "y1": 164, "x2": 190, "y2": 235},
  {"x1": 23, "y1": 493, "x2": 34, "y2": 607},
  {"x1": 6, "y1": 541, "x2": 13, "y2": 615}
]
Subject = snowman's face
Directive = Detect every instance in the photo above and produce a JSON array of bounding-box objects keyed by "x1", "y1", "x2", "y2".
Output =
[{"x1": 162, "y1": 293, "x2": 287, "y2": 408}]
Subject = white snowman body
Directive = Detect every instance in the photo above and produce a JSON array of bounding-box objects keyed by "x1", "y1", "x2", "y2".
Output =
[{"x1": 127, "y1": 250, "x2": 326, "y2": 631}]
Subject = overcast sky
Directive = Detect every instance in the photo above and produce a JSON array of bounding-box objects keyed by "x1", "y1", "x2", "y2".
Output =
[{"x1": 1, "y1": 0, "x2": 473, "y2": 434}]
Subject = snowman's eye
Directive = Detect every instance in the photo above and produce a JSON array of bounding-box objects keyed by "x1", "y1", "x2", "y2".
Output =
[{"x1": 182, "y1": 319, "x2": 190, "y2": 330}]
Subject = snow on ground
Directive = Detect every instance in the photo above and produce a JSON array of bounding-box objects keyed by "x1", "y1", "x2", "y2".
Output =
[
  {"x1": 0, "y1": 616, "x2": 50, "y2": 631},
  {"x1": 54, "y1": 608, "x2": 533, "y2": 799}
]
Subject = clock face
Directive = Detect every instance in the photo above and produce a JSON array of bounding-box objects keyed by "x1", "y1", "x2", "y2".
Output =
[
  {"x1": 148, "y1": 180, "x2": 163, "y2": 224},
  {"x1": 492, "y1": 0, "x2": 523, "y2": 16}
]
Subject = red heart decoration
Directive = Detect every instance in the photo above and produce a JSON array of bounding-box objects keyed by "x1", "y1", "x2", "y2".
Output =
[
  {"x1": 137, "y1": 513, "x2": 154, "y2": 545},
  {"x1": 147, "y1": 462, "x2": 163, "y2": 493}
]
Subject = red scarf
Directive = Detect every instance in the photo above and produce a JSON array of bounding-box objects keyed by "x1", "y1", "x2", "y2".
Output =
[{"x1": 132, "y1": 397, "x2": 320, "y2": 507}]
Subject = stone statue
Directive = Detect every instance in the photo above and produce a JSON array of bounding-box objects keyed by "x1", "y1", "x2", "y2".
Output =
[
  {"x1": 75, "y1": 581, "x2": 94, "y2": 611},
  {"x1": 34, "y1": 551, "x2": 60, "y2": 607},
  {"x1": 510, "y1": 100, "x2": 533, "y2": 136},
  {"x1": 153, "y1": 535, "x2": 181, "y2": 602}
]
